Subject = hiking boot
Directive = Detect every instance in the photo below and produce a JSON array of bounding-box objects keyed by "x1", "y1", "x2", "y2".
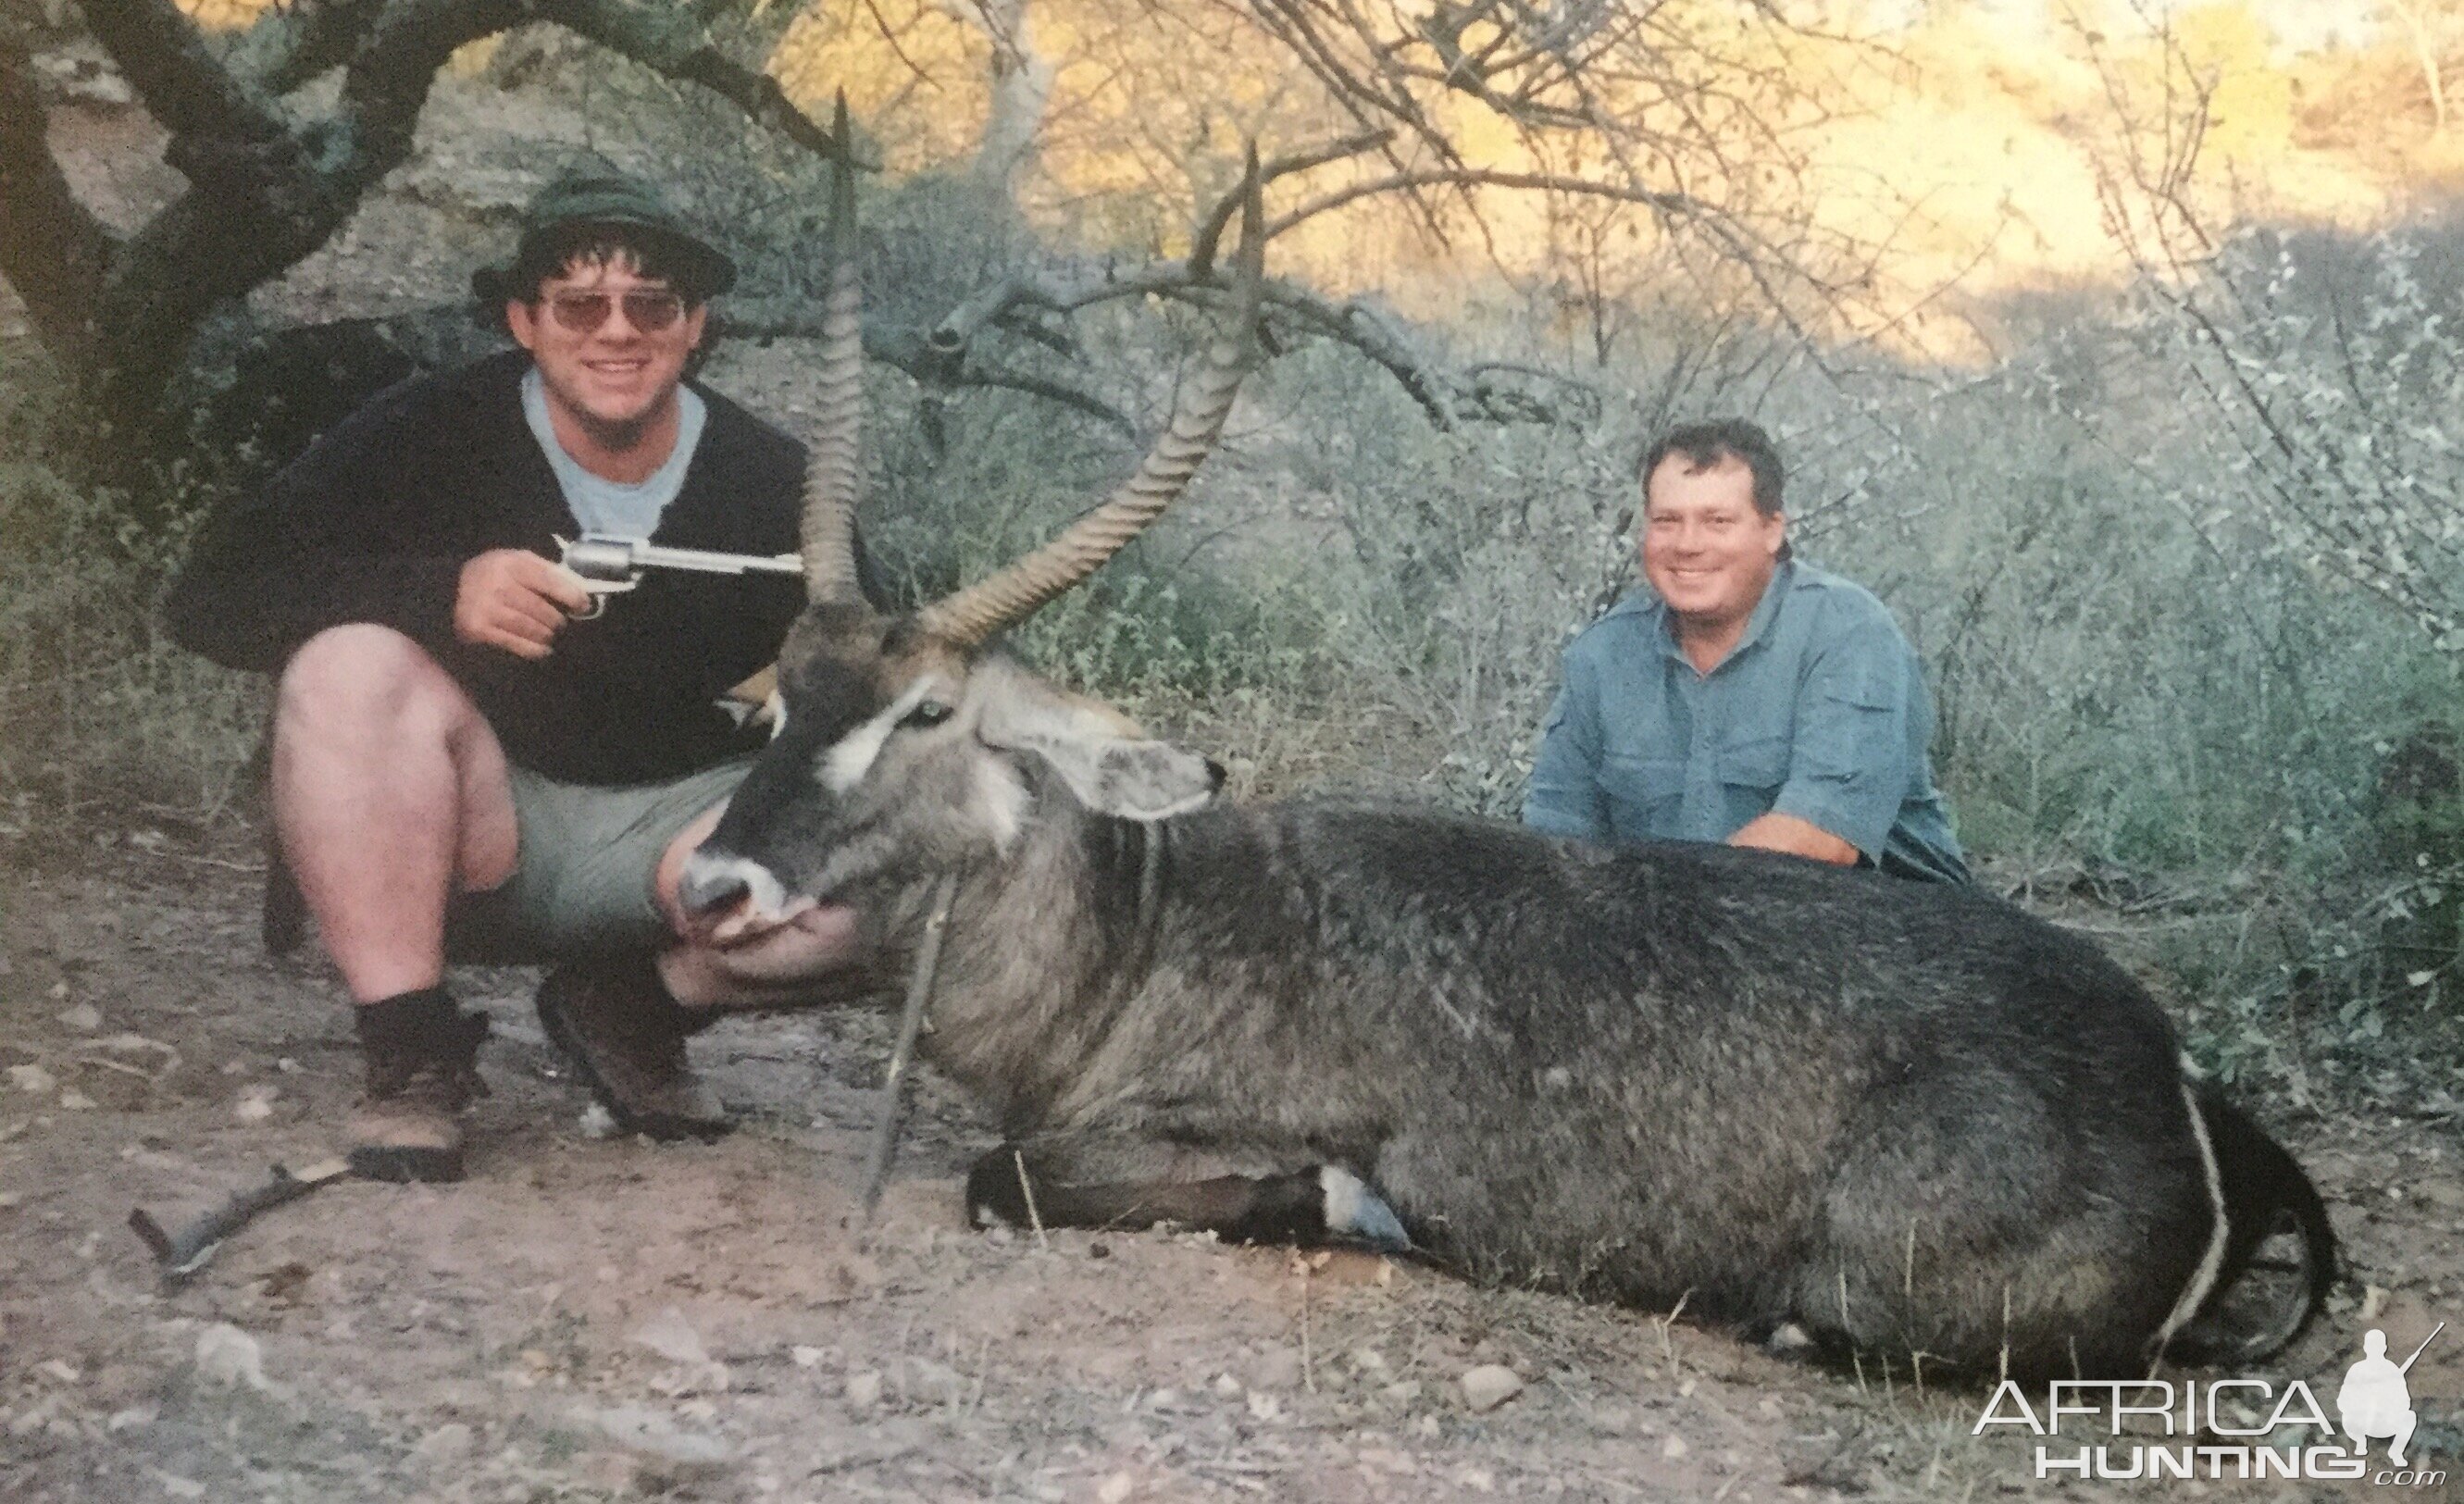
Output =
[
  {"x1": 536, "y1": 953, "x2": 730, "y2": 1142},
  {"x1": 347, "y1": 988, "x2": 490, "y2": 1184}
]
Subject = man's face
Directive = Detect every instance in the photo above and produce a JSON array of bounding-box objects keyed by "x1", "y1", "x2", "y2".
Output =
[
  {"x1": 1639, "y1": 454, "x2": 1786, "y2": 632},
  {"x1": 505, "y1": 249, "x2": 706, "y2": 436}
]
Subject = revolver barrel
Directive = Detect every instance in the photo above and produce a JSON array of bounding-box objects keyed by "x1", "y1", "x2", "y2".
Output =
[{"x1": 556, "y1": 534, "x2": 803, "y2": 618}]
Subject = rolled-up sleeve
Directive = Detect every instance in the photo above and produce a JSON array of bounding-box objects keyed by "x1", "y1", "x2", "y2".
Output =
[
  {"x1": 1770, "y1": 624, "x2": 1916, "y2": 862},
  {"x1": 1524, "y1": 648, "x2": 1612, "y2": 839}
]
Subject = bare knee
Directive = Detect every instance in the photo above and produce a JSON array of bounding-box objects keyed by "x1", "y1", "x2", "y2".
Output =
[{"x1": 277, "y1": 626, "x2": 469, "y2": 746}]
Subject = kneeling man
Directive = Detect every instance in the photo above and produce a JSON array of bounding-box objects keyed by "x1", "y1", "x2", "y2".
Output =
[
  {"x1": 1524, "y1": 419, "x2": 1967, "y2": 883},
  {"x1": 168, "y1": 167, "x2": 872, "y2": 1182}
]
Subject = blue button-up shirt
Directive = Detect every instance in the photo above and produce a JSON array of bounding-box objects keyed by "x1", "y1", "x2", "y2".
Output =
[{"x1": 1523, "y1": 561, "x2": 1968, "y2": 883}]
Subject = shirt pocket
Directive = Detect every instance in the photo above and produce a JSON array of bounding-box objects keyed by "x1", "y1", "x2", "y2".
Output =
[
  {"x1": 1601, "y1": 752, "x2": 1686, "y2": 837},
  {"x1": 1720, "y1": 734, "x2": 1792, "y2": 796}
]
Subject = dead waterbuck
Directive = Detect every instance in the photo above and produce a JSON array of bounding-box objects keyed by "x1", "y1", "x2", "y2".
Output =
[{"x1": 680, "y1": 138, "x2": 2334, "y2": 1382}]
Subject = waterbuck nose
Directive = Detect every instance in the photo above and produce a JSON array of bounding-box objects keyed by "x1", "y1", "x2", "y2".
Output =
[{"x1": 677, "y1": 858, "x2": 752, "y2": 921}]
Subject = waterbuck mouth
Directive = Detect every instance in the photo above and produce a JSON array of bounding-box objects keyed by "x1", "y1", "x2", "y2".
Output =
[{"x1": 676, "y1": 850, "x2": 864, "y2": 961}]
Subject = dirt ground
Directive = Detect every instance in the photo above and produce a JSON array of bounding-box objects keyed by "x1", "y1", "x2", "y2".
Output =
[{"x1": 0, "y1": 845, "x2": 2458, "y2": 1504}]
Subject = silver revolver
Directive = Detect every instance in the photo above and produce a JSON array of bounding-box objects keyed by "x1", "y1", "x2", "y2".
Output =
[{"x1": 556, "y1": 533, "x2": 803, "y2": 618}]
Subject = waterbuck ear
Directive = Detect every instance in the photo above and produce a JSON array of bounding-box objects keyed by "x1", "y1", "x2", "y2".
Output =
[
  {"x1": 974, "y1": 666, "x2": 1222, "y2": 821},
  {"x1": 1017, "y1": 736, "x2": 1223, "y2": 821}
]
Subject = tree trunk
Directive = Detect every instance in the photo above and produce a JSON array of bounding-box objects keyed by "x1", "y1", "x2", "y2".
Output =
[{"x1": 965, "y1": 0, "x2": 1052, "y2": 206}]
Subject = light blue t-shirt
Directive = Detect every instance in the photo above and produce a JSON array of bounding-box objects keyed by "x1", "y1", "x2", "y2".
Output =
[
  {"x1": 521, "y1": 367, "x2": 706, "y2": 538},
  {"x1": 1523, "y1": 560, "x2": 1969, "y2": 883}
]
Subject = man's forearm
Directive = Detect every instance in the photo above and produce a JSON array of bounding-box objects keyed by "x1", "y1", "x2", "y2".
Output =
[{"x1": 1728, "y1": 812, "x2": 1859, "y2": 865}]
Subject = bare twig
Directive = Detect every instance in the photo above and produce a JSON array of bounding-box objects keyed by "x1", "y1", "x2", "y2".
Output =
[{"x1": 1187, "y1": 128, "x2": 1394, "y2": 276}]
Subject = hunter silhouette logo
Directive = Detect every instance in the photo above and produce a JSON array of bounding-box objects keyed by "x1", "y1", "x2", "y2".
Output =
[
  {"x1": 2338, "y1": 1324, "x2": 2442, "y2": 1468},
  {"x1": 1972, "y1": 1318, "x2": 2449, "y2": 1485}
]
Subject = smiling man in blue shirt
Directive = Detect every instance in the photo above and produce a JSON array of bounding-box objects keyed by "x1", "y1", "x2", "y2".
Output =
[{"x1": 1524, "y1": 419, "x2": 1968, "y2": 883}]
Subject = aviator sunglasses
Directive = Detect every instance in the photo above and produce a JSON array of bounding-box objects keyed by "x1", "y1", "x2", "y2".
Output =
[{"x1": 541, "y1": 288, "x2": 688, "y2": 335}]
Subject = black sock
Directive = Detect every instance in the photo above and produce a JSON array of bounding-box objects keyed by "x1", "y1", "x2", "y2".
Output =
[{"x1": 355, "y1": 986, "x2": 488, "y2": 1060}]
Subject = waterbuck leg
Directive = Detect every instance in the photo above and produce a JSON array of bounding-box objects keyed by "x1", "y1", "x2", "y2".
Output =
[{"x1": 964, "y1": 1141, "x2": 1409, "y2": 1251}]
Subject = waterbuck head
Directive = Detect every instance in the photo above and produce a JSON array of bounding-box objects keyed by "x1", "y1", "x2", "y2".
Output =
[{"x1": 676, "y1": 115, "x2": 1262, "y2": 956}]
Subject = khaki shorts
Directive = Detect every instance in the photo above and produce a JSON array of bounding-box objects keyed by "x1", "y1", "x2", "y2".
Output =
[{"x1": 446, "y1": 755, "x2": 754, "y2": 961}]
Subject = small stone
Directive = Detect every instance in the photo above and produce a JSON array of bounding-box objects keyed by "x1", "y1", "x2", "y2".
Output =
[
  {"x1": 194, "y1": 1324, "x2": 274, "y2": 1393},
  {"x1": 1661, "y1": 1434, "x2": 1688, "y2": 1460},
  {"x1": 573, "y1": 1451, "x2": 643, "y2": 1495},
  {"x1": 56, "y1": 1004, "x2": 100, "y2": 1032},
  {"x1": 583, "y1": 1403, "x2": 733, "y2": 1476},
  {"x1": 1250, "y1": 1349, "x2": 1303, "y2": 1391},
  {"x1": 578, "y1": 1102, "x2": 618, "y2": 1140},
  {"x1": 232, "y1": 1086, "x2": 277, "y2": 1124},
  {"x1": 58, "y1": 1089, "x2": 95, "y2": 1112},
  {"x1": 843, "y1": 1371, "x2": 882, "y2": 1408},
  {"x1": 1098, "y1": 1472, "x2": 1136, "y2": 1503},
  {"x1": 152, "y1": 1473, "x2": 205, "y2": 1499},
  {"x1": 1350, "y1": 1348, "x2": 1390, "y2": 1376},
  {"x1": 1459, "y1": 1364, "x2": 1523, "y2": 1412},
  {"x1": 1381, "y1": 1380, "x2": 1423, "y2": 1406},
  {"x1": 1245, "y1": 1390, "x2": 1283, "y2": 1422},
  {"x1": 1211, "y1": 1373, "x2": 1242, "y2": 1398},
  {"x1": 790, "y1": 1347, "x2": 823, "y2": 1369},
  {"x1": 628, "y1": 1307, "x2": 710, "y2": 1368},
  {"x1": 414, "y1": 1423, "x2": 475, "y2": 1464},
  {"x1": 6, "y1": 1065, "x2": 54, "y2": 1096}
]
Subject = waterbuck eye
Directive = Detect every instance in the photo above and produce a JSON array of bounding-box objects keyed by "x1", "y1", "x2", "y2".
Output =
[{"x1": 901, "y1": 699, "x2": 954, "y2": 730}]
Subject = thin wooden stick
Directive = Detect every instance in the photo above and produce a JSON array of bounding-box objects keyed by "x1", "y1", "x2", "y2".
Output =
[
  {"x1": 860, "y1": 874, "x2": 959, "y2": 1220},
  {"x1": 1013, "y1": 1149, "x2": 1050, "y2": 1251}
]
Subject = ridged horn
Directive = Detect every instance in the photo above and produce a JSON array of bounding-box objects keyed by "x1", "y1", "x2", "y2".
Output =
[
  {"x1": 801, "y1": 92, "x2": 866, "y2": 603},
  {"x1": 912, "y1": 148, "x2": 1266, "y2": 649}
]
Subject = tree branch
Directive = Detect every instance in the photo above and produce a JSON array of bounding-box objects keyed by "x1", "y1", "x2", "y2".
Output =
[
  {"x1": 223, "y1": 0, "x2": 388, "y2": 96},
  {"x1": 1268, "y1": 167, "x2": 1696, "y2": 243},
  {"x1": 547, "y1": 0, "x2": 865, "y2": 165},
  {"x1": 724, "y1": 297, "x2": 1133, "y2": 433},
  {"x1": 0, "y1": 27, "x2": 115, "y2": 374},
  {"x1": 332, "y1": 0, "x2": 524, "y2": 176},
  {"x1": 81, "y1": 0, "x2": 284, "y2": 144},
  {"x1": 1187, "y1": 128, "x2": 1392, "y2": 277}
]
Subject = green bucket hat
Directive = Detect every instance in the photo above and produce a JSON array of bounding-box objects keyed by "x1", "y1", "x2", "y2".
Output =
[{"x1": 471, "y1": 160, "x2": 737, "y2": 305}]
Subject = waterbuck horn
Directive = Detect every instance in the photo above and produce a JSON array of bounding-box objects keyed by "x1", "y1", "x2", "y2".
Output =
[
  {"x1": 913, "y1": 148, "x2": 1266, "y2": 649},
  {"x1": 800, "y1": 91, "x2": 867, "y2": 604}
]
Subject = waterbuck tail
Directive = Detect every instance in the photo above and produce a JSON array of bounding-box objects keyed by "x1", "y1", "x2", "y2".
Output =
[{"x1": 2167, "y1": 1081, "x2": 2337, "y2": 1367}]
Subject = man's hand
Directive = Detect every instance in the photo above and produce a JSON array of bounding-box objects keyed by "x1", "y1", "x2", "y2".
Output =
[
  {"x1": 455, "y1": 549, "x2": 593, "y2": 660},
  {"x1": 1729, "y1": 812, "x2": 1860, "y2": 866}
]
